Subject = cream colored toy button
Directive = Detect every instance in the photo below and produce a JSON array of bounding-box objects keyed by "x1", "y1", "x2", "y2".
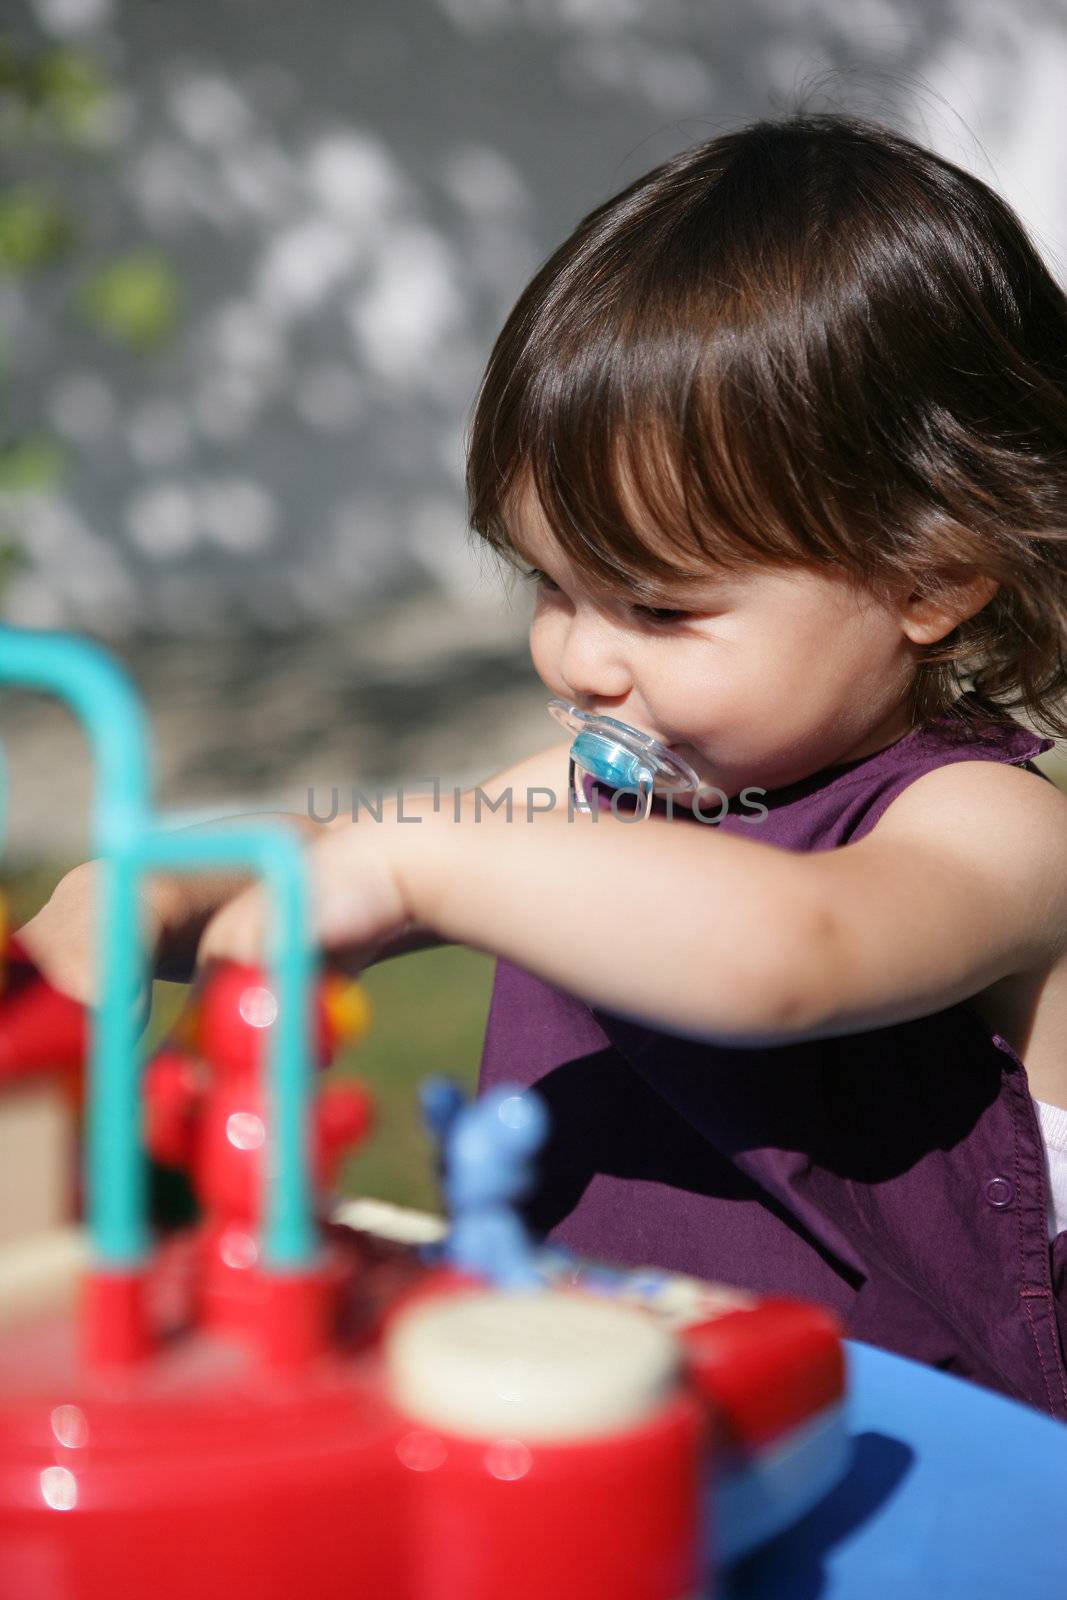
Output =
[{"x1": 385, "y1": 1289, "x2": 680, "y2": 1442}]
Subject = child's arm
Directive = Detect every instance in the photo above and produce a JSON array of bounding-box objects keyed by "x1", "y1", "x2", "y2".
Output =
[
  {"x1": 198, "y1": 792, "x2": 824, "y2": 1045},
  {"x1": 15, "y1": 741, "x2": 575, "y2": 1001},
  {"x1": 350, "y1": 739, "x2": 574, "y2": 967},
  {"x1": 197, "y1": 759, "x2": 1067, "y2": 1048}
]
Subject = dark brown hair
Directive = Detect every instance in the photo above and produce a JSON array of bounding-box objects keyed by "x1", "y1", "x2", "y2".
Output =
[{"x1": 466, "y1": 113, "x2": 1067, "y2": 738}]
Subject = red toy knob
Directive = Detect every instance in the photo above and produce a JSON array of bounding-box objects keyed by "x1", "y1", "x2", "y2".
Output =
[
  {"x1": 0, "y1": 933, "x2": 86, "y2": 1084},
  {"x1": 680, "y1": 1298, "x2": 845, "y2": 1448}
]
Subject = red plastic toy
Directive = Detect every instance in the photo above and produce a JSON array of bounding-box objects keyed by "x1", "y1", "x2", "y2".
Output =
[
  {"x1": 0, "y1": 958, "x2": 850, "y2": 1600},
  {"x1": 143, "y1": 960, "x2": 372, "y2": 1338},
  {"x1": 0, "y1": 931, "x2": 86, "y2": 1088},
  {"x1": 0, "y1": 929, "x2": 88, "y2": 1232}
]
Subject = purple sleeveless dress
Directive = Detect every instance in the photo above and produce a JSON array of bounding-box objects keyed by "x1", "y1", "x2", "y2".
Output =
[{"x1": 478, "y1": 691, "x2": 1067, "y2": 1418}]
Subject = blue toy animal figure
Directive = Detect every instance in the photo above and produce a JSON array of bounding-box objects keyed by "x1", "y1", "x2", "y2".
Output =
[
  {"x1": 418, "y1": 1077, "x2": 466, "y2": 1150},
  {"x1": 418, "y1": 1078, "x2": 549, "y2": 1290}
]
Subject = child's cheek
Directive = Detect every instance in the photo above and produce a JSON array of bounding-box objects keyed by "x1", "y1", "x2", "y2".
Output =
[{"x1": 528, "y1": 614, "x2": 565, "y2": 692}]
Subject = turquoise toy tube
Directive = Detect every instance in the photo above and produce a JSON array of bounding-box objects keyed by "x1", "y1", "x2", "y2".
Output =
[{"x1": 0, "y1": 627, "x2": 317, "y2": 1270}]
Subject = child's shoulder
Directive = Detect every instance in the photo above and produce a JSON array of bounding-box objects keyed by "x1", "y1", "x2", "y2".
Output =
[
  {"x1": 846, "y1": 743, "x2": 1067, "y2": 921},
  {"x1": 851, "y1": 690, "x2": 1060, "y2": 853},
  {"x1": 797, "y1": 752, "x2": 1067, "y2": 1056},
  {"x1": 867, "y1": 754, "x2": 1067, "y2": 1087},
  {"x1": 862, "y1": 748, "x2": 1066, "y2": 855}
]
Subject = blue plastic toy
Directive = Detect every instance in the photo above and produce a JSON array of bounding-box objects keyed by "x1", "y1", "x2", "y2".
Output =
[
  {"x1": 418, "y1": 1076, "x2": 466, "y2": 1148},
  {"x1": 420, "y1": 1076, "x2": 548, "y2": 1289}
]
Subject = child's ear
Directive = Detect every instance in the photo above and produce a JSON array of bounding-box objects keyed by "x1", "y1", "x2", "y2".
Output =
[{"x1": 899, "y1": 570, "x2": 1001, "y2": 646}]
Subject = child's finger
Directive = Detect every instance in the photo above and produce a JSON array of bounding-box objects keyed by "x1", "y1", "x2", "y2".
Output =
[{"x1": 196, "y1": 886, "x2": 268, "y2": 970}]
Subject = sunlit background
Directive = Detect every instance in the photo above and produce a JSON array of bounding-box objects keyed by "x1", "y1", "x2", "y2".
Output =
[{"x1": 1, "y1": 0, "x2": 1065, "y2": 1204}]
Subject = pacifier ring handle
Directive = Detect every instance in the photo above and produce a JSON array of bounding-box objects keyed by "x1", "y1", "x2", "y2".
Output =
[
  {"x1": 568, "y1": 756, "x2": 656, "y2": 821},
  {"x1": 548, "y1": 698, "x2": 702, "y2": 809}
]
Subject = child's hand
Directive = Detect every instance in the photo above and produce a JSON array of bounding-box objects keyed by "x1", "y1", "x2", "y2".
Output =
[
  {"x1": 16, "y1": 860, "x2": 166, "y2": 1006},
  {"x1": 195, "y1": 811, "x2": 421, "y2": 974}
]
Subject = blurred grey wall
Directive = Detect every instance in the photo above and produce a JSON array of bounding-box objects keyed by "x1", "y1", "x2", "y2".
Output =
[{"x1": 1, "y1": 0, "x2": 1065, "y2": 850}]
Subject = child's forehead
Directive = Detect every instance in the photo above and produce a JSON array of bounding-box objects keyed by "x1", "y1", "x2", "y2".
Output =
[
  {"x1": 501, "y1": 477, "x2": 730, "y2": 591},
  {"x1": 502, "y1": 508, "x2": 569, "y2": 572}
]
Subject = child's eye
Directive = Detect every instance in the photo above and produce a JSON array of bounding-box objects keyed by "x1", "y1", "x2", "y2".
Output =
[
  {"x1": 632, "y1": 605, "x2": 690, "y2": 625},
  {"x1": 521, "y1": 566, "x2": 561, "y2": 594},
  {"x1": 520, "y1": 566, "x2": 690, "y2": 625}
]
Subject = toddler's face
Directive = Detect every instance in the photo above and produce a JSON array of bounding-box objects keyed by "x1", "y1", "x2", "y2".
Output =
[{"x1": 508, "y1": 488, "x2": 921, "y2": 800}]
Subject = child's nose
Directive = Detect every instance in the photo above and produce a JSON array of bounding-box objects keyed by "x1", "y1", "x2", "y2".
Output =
[{"x1": 558, "y1": 612, "x2": 632, "y2": 701}]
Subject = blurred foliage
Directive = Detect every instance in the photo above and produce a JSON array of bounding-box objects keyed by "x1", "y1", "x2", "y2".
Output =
[
  {"x1": 0, "y1": 540, "x2": 27, "y2": 593},
  {"x1": 0, "y1": 186, "x2": 76, "y2": 273},
  {"x1": 0, "y1": 29, "x2": 181, "y2": 592},
  {"x1": 0, "y1": 434, "x2": 64, "y2": 490},
  {"x1": 78, "y1": 250, "x2": 182, "y2": 351},
  {"x1": 0, "y1": 39, "x2": 109, "y2": 144}
]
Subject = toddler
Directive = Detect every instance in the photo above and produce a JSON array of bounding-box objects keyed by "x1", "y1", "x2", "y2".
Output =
[{"x1": 22, "y1": 113, "x2": 1067, "y2": 1417}]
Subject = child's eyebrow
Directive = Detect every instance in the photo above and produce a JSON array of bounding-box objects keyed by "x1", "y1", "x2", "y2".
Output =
[
  {"x1": 511, "y1": 556, "x2": 739, "y2": 611},
  {"x1": 506, "y1": 536, "x2": 738, "y2": 603}
]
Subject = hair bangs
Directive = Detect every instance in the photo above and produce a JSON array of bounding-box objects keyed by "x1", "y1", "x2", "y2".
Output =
[{"x1": 474, "y1": 302, "x2": 841, "y2": 604}]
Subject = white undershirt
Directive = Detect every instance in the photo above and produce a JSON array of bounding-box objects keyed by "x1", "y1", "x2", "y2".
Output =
[{"x1": 1033, "y1": 1098, "x2": 1067, "y2": 1241}]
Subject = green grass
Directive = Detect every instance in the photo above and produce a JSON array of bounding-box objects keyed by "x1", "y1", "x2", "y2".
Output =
[
  {"x1": 329, "y1": 946, "x2": 492, "y2": 1209},
  {"x1": 2, "y1": 859, "x2": 78, "y2": 927},
  {"x1": 4, "y1": 860, "x2": 494, "y2": 1213}
]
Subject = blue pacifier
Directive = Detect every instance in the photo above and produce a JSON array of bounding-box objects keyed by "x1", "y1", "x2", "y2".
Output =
[{"x1": 547, "y1": 698, "x2": 702, "y2": 819}]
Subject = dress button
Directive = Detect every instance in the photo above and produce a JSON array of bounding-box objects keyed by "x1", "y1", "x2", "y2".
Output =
[{"x1": 984, "y1": 1176, "x2": 1014, "y2": 1209}]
